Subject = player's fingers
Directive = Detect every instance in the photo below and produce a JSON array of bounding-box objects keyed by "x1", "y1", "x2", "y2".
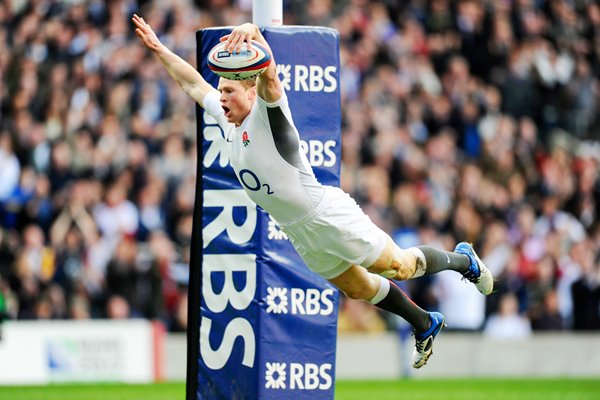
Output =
[
  {"x1": 227, "y1": 34, "x2": 240, "y2": 53},
  {"x1": 228, "y1": 35, "x2": 239, "y2": 50},
  {"x1": 244, "y1": 34, "x2": 253, "y2": 49},
  {"x1": 233, "y1": 39, "x2": 241, "y2": 53},
  {"x1": 222, "y1": 31, "x2": 237, "y2": 51},
  {"x1": 136, "y1": 31, "x2": 149, "y2": 44},
  {"x1": 223, "y1": 38, "x2": 233, "y2": 52},
  {"x1": 135, "y1": 23, "x2": 147, "y2": 35},
  {"x1": 133, "y1": 17, "x2": 148, "y2": 32},
  {"x1": 135, "y1": 29, "x2": 145, "y2": 42},
  {"x1": 234, "y1": 33, "x2": 246, "y2": 53}
]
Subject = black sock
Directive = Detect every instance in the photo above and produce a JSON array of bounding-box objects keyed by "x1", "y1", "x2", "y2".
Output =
[
  {"x1": 372, "y1": 280, "x2": 430, "y2": 332},
  {"x1": 417, "y1": 246, "x2": 470, "y2": 275}
]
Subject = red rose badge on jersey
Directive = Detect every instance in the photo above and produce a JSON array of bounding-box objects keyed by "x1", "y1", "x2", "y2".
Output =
[{"x1": 242, "y1": 131, "x2": 250, "y2": 147}]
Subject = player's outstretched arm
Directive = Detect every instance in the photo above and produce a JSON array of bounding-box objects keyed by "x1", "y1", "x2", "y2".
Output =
[
  {"x1": 221, "y1": 23, "x2": 282, "y2": 103},
  {"x1": 132, "y1": 14, "x2": 213, "y2": 106}
]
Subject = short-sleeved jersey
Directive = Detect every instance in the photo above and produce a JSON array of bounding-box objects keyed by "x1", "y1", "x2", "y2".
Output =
[{"x1": 202, "y1": 89, "x2": 325, "y2": 226}]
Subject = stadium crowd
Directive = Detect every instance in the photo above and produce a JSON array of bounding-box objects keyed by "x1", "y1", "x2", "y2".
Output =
[{"x1": 0, "y1": 0, "x2": 599, "y2": 335}]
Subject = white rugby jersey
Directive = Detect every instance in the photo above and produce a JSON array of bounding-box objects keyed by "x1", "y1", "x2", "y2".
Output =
[{"x1": 202, "y1": 89, "x2": 325, "y2": 225}]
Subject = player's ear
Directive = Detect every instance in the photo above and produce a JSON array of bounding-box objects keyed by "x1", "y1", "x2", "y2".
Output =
[{"x1": 247, "y1": 85, "x2": 256, "y2": 100}]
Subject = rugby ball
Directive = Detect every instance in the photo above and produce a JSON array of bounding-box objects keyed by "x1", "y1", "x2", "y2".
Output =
[{"x1": 207, "y1": 40, "x2": 271, "y2": 80}]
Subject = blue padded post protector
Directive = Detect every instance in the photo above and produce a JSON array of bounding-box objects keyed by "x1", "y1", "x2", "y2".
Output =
[{"x1": 187, "y1": 27, "x2": 341, "y2": 400}]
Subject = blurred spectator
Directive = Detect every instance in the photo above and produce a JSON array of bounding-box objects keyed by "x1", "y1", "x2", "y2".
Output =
[
  {"x1": 557, "y1": 238, "x2": 596, "y2": 326},
  {"x1": 484, "y1": 292, "x2": 532, "y2": 340},
  {"x1": 0, "y1": 133, "x2": 20, "y2": 201},
  {"x1": 93, "y1": 182, "x2": 139, "y2": 240},
  {"x1": 432, "y1": 270, "x2": 486, "y2": 331},
  {"x1": 69, "y1": 293, "x2": 91, "y2": 320},
  {"x1": 106, "y1": 294, "x2": 131, "y2": 320},
  {"x1": 570, "y1": 253, "x2": 600, "y2": 331},
  {"x1": 171, "y1": 290, "x2": 188, "y2": 332},
  {"x1": 104, "y1": 233, "x2": 164, "y2": 319},
  {"x1": 530, "y1": 289, "x2": 565, "y2": 331}
]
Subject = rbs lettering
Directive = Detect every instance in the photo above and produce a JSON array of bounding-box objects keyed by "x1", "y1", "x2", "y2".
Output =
[
  {"x1": 290, "y1": 363, "x2": 333, "y2": 390},
  {"x1": 295, "y1": 65, "x2": 337, "y2": 93},
  {"x1": 278, "y1": 64, "x2": 338, "y2": 93},
  {"x1": 299, "y1": 140, "x2": 337, "y2": 167},
  {"x1": 291, "y1": 288, "x2": 334, "y2": 316},
  {"x1": 200, "y1": 188, "x2": 258, "y2": 370}
]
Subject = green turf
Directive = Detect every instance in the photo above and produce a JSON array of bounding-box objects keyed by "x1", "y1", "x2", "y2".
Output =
[
  {"x1": 0, "y1": 382, "x2": 184, "y2": 400},
  {"x1": 336, "y1": 379, "x2": 600, "y2": 400},
  {"x1": 0, "y1": 379, "x2": 599, "y2": 400}
]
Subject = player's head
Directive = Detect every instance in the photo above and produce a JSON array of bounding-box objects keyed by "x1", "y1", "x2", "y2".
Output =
[{"x1": 217, "y1": 77, "x2": 257, "y2": 127}]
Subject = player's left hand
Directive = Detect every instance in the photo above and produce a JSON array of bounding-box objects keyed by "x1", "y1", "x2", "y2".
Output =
[{"x1": 132, "y1": 14, "x2": 162, "y2": 52}]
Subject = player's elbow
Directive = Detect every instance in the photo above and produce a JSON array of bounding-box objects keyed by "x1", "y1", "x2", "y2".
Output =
[{"x1": 184, "y1": 81, "x2": 209, "y2": 104}]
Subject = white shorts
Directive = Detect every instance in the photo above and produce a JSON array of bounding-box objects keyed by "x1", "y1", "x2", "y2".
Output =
[{"x1": 281, "y1": 186, "x2": 388, "y2": 279}]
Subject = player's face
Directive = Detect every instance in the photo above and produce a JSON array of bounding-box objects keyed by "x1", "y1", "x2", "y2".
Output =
[{"x1": 217, "y1": 78, "x2": 256, "y2": 127}]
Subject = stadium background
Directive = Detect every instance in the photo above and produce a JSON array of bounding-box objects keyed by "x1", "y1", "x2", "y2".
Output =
[{"x1": 0, "y1": 0, "x2": 599, "y2": 392}]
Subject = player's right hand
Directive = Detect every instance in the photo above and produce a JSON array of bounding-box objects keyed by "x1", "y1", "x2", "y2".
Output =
[
  {"x1": 221, "y1": 23, "x2": 259, "y2": 54},
  {"x1": 132, "y1": 14, "x2": 162, "y2": 52}
]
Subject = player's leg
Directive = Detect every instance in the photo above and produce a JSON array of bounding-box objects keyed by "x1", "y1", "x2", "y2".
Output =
[
  {"x1": 366, "y1": 237, "x2": 469, "y2": 278},
  {"x1": 329, "y1": 265, "x2": 445, "y2": 368},
  {"x1": 329, "y1": 264, "x2": 430, "y2": 332},
  {"x1": 366, "y1": 237, "x2": 493, "y2": 295}
]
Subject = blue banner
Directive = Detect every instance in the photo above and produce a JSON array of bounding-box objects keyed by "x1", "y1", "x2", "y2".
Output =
[{"x1": 189, "y1": 27, "x2": 341, "y2": 400}]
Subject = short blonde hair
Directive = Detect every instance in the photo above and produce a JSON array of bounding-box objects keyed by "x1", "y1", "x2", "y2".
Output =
[{"x1": 240, "y1": 76, "x2": 257, "y2": 89}]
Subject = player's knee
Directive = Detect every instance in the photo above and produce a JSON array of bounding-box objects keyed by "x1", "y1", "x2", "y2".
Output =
[
  {"x1": 367, "y1": 243, "x2": 417, "y2": 280},
  {"x1": 391, "y1": 247, "x2": 419, "y2": 280},
  {"x1": 373, "y1": 254, "x2": 413, "y2": 280},
  {"x1": 391, "y1": 259, "x2": 413, "y2": 281}
]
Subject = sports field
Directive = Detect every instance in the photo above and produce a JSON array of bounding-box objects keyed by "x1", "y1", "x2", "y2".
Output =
[{"x1": 0, "y1": 378, "x2": 598, "y2": 400}]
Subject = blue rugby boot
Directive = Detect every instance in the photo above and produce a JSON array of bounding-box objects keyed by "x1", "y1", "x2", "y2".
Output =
[
  {"x1": 412, "y1": 312, "x2": 446, "y2": 369},
  {"x1": 454, "y1": 242, "x2": 494, "y2": 295}
]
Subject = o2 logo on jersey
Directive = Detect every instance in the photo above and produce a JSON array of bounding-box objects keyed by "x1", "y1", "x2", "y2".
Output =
[
  {"x1": 278, "y1": 64, "x2": 337, "y2": 93},
  {"x1": 239, "y1": 169, "x2": 274, "y2": 195}
]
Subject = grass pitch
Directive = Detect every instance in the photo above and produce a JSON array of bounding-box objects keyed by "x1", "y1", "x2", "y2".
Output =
[
  {"x1": 0, "y1": 378, "x2": 598, "y2": 400},
  {"x1": 336, "y1": 378, "x2": 600, "y2": 400}
]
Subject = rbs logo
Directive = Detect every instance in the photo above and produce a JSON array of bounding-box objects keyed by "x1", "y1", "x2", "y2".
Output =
[
  {"x1": 265, "y1": 361, "x2": 333, "y2": 390},
  {"x1": 266, "y1": 287, "x2": 335, "y2": 316},
  {"x1": 278, "y1": 64, "x2": 337, "y2": 93}
]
